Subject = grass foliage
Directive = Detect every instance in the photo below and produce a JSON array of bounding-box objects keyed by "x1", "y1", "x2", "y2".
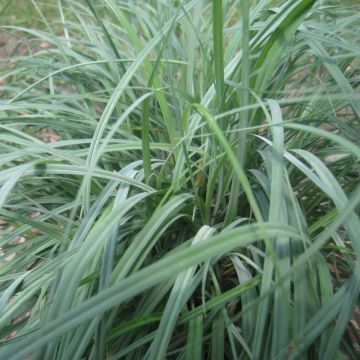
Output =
[{"x1": 0, "y1": 0, "x2": 360, "y2": 359}]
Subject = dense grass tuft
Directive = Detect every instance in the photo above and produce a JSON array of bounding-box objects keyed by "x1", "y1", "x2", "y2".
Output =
[{"x1": 0, "y1": 0, "x2": 359, "y2": 359}]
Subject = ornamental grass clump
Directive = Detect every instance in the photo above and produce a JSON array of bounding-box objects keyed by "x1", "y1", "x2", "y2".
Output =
[{"x1": 0, "y1": 0, "x2": 359, "y2": 359}]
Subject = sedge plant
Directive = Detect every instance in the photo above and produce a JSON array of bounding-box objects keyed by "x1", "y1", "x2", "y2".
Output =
[{"x1": 0, "y1": 0, "x2": 359, "y2": 359}]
